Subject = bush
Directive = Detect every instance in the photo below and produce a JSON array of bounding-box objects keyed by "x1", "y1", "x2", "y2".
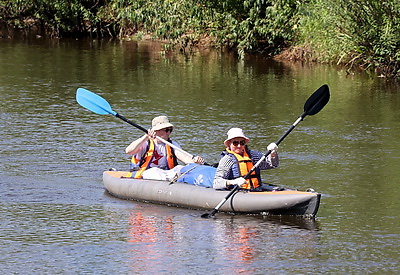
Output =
[
  {"x1": 0, "y1": 0, "x2": 107, "y2": 37},
  {"x1": 1, "y1": 0, "x2": 399, "y2": 77},
  {"x1": 297, "y1": 0, "x2": 400, "y2": 77},
  {"x1": 103, "y1": 0, "x2": 303, "y2": 58}
]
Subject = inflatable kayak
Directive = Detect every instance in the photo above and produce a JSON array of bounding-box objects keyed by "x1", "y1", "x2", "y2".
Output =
[{"x1": 103, "y1": 170, "x2": 321, "y2": 217}]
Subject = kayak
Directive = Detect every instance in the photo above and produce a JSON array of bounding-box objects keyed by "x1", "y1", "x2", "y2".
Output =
[
  {"x1": 77, "y1": 86, "x2": 329, "y2": 218},
  {"x1": 103, "y1": 170, "x2": 321, "y2": 217},
  {"x1": 77, "y1": 85, "x2": 329, "y2": 217}
]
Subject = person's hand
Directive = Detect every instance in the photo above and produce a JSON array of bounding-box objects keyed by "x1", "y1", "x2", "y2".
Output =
[
  {"x1": 147, "y1": 129, "x2": 156, "y2": 139},
  {"x1": 230, "y1": 177, "x2": 247, "y2": 187},
  {"x1": 192, "y1": 156, "x2": 205, "y2": 164},
  {"x1": 267, "y1": 142, "x2": 278, "y2": 152}
]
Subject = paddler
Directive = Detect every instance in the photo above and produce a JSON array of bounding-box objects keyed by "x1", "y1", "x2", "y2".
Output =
[
  {"x1": 125, "y1": 115, "x2": 204, "y2": 179},
  {"x1": 213, "y1": 128, "x2": 279, "y2": 191}
]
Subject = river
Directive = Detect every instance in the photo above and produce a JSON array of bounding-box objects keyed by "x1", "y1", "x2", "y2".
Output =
[{"x1": 1, "y1": 38, "x2": 399, "y2": 274}]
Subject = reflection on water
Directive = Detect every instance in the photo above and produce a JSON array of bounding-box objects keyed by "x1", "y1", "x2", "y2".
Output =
[
  {"x1": 121, "y1": 205, "x2": 320, "y2": 274},
  {"x1": 4, "y1": 195, "x2": 396, "y2": 274}
]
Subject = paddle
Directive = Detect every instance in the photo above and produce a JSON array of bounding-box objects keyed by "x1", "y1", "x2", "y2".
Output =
[
  {"x1": 201, "y1": 84, "x2": 330, "y2": 219},
  {"x1": 75, "y1": 88, "x2": 196, "y2": 159}
]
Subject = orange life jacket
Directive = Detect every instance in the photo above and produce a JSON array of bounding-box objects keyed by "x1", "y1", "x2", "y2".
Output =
[
  {"x1": 128, "y1": 140, "x2": 178, "y2": 178},
  {"x1": 225, "y1": 148, "x2": 261, "y2": 189}
]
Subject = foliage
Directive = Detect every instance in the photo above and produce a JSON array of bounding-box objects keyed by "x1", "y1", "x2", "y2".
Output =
[
  {"x1": 103, "y1": 0, "x2": 303, "y2": 57},
  {"x1": 1, "y1": 0, "x2": 303, "y2": 57},
  {"x1": 1, "y1": 0, "x2": 399, "y2": 77},
  {"x1": 0, "y1": 0, "x2": 107, "y2": 37},
  {"x1": 201, "y1": 0, "x2": 304, "y2": 56},
  {"x1": 297, "y1": 0, "x2": 400, "y2": 77}
]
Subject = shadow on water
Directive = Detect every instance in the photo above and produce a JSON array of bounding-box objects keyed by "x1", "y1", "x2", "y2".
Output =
[{"x1": 259, "y1": 215, "x2": 319, "y2": 231}]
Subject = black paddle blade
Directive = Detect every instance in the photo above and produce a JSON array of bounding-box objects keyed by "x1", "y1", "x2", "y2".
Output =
[
  {"x1": 304, "y1": 84, "x2": 330, "y2": 116},
  {"x1": 201, "y1": 213, "x2": 213, "y2": 219},
  {"x1": 201, "y1": 208, "x2": 218, "y2": 219}
]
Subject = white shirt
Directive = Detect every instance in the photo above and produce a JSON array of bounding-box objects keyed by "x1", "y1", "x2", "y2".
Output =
[{"x1": 134, "y1": 140, "x2": 181, "y2": 170}]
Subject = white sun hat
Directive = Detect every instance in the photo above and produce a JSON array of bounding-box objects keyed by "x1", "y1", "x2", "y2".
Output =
[
  {"x1": 223, "y1": 128, "x2": 249, "y2": 147},
  {"x1": 151, "y1": 116, "x2": 174, "y2": 131}
]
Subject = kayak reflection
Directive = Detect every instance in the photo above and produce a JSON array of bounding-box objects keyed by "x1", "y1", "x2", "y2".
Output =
[{"x1": 119, "y1": 203, "x2": 320, "y2": 273}]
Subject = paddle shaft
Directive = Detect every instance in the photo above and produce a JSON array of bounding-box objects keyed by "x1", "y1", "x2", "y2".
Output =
[
  {"x1": 115, "y1": 113, "x2": 194, "y2": 159},
  {"x1": 76, "y1": 87, "x2": 197, "y2": 159},
  {"x1": 248, "y1": 113, "x2": 305, "y2": 175},
  {"x1": 204, "y1": 113, "x2": 306, "y2": 217},
  {"x1": 202, "y1": 85, "x2": 330, "y2": 218}
]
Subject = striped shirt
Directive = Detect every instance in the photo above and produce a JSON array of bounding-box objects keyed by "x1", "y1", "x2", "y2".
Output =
[{"x1": 213, "y1": 149, "x2": 279, "y2": 189}]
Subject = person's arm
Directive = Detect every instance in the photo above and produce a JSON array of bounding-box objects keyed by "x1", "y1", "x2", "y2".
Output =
[
  {"x1": 125, "y1": 130, "x2": 155, "y2": 155},
  {"x1": 267, "y1": 152, "x2": 279, "y2": 168},
  {"x1": 173, "y1": 141, "x2": 205, "y2": 164},
  {"x1": 267, "y1": 142, "x2": 279, "y2": 167},
  {"x1": 251, "y1": 149, "x2": 279, "y2": 170},
  {"x1": 175, "y1": 149, "x2": 194, "y2": 164},
  {"x1": 213, "y1": 155, "x2": 245, "y2": 189},
  {"x1": 213, "y1": 158, "x2": 230, "y2": 189}
]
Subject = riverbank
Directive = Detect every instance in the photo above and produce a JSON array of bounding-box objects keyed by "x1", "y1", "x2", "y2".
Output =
[
  {"x1": 1, "y1": 0, "x2": 399, "y2": 80},
  {"x1": 0, "y1": 25, "x2": 394, "y2": 82}
]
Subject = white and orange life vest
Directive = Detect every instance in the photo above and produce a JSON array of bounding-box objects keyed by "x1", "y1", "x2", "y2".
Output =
[{"x1": 128, "y1": 140, "x2": 178, "y2": 178}]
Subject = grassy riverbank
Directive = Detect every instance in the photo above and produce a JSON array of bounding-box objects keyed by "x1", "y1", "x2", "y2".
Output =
[{"x1": 1, "y1": 0, "x2": 399, "y2": 79}]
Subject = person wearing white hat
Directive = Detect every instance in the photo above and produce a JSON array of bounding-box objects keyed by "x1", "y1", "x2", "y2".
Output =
[
  {"x1": 213, "y1": 128, "x2": 279, "y2": 191},
  {"x1": 125, "y1": 115, "x2": 204, "y2": 179}
]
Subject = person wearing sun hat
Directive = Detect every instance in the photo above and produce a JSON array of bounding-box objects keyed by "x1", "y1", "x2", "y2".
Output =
[
  {"x1": 125, "y1": 115, "x2": 204, "y2": 179},
  {"x1": 213, "y1": 127, "x2": 279, "y2": 191}
]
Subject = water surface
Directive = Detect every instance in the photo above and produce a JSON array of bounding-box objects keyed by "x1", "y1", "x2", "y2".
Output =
[{"x1": 1, "y1": 38, "x2": 399, "y2": 274}]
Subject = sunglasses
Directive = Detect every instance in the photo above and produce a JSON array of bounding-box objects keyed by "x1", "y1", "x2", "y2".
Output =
[
  {"x1": 232, "y1": 140, "x2": 246, "y2": 146},
  {"x1": 163, "y1": 127, "x2": 173, "y2": 133}
]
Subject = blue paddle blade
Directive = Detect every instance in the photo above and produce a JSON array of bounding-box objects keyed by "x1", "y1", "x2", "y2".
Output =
[{"x1": 76, "y1": 88, "x2": 117, "y2": 116}]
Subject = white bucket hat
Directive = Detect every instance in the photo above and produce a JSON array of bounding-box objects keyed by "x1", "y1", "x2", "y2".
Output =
[
  {"x1": 224, "y1": 128, "x2": 249, "y2": 147},
  {"x1": 151, "y1": 116, "x2": 174, "y2": 131}
]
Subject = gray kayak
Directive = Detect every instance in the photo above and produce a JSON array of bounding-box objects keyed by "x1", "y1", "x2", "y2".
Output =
[{"x1": 103, "y1": 171, "x2": 321, "y2": 217}]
